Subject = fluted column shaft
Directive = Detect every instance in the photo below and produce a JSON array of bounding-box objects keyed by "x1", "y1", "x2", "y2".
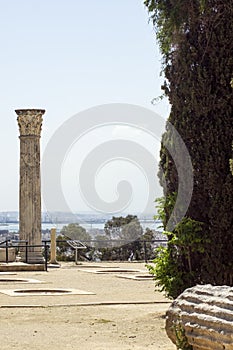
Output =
[{"x1": 16, "y1": 109, "x2": 45, "y2": 264}]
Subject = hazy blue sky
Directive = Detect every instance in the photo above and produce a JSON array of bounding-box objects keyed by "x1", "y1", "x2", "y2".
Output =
[{"x1": 0, "y1": 0, "x2": 170, "y2": 215}]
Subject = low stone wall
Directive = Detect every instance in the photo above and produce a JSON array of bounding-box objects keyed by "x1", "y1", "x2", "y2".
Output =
[
  {"x1": 166, "y1": 284, "x2": 233, "y2": 350},
  {"x1": 0, "y1": 247, "x2": 16, "y2": 262}
]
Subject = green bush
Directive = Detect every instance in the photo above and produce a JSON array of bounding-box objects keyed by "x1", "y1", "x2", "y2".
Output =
[{"x1": 148, "y1": 198, "x2": 207, "y2": 298}]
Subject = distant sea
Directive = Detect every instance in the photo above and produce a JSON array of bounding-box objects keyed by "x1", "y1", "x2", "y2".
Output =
[{"x1": 0, "y1": 220, "x2": 163, "y2": 233}]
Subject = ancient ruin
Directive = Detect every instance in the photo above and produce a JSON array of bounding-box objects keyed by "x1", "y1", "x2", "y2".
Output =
[
  {"x1": 16, "y1": 109, "x2": 45, "y2": 264},
  {"x1": 166, "y1": 284, "x2": 233, "y2": 350}
]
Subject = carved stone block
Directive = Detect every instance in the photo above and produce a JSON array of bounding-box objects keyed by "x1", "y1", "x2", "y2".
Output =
[{"x1": 166, "y1": 284, "x2": 233, "y2": 350}]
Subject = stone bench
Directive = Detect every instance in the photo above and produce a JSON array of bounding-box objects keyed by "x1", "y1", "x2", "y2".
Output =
[{"x1": 166, "y1": 284, "x2": 233, "y2": 350}]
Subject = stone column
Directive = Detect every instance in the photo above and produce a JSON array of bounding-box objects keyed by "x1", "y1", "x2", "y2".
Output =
[
  {"x1": 50, "y1": 228, "x2": 59, "y2": 265},
  {"x1": 16, "y1": 109, "x2": 45, "y2": 264}
]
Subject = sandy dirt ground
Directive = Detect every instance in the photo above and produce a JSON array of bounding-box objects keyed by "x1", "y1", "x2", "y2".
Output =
[{"x1": 0, "y1": 262, "x2": 176, "y2": 350}]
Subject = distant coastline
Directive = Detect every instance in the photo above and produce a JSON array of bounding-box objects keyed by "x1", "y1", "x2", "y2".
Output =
[
  {"x1": 0, "y1": 220, "x2": 163, "y2": 234},
  {"x1": 0, "y1": 211, "x2": 161, "y2": 233}
]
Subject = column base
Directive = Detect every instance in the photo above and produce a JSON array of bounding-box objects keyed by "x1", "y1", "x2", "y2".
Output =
[
  {"x1": 49, "y1": 260, "x2": 60, "y2": 265},
  {"x1": 19, "y1": 251, "x2": 45, "y2": 264},
  {"x1": 27, "y1": 252, "x2": 45, "y2": 264}
]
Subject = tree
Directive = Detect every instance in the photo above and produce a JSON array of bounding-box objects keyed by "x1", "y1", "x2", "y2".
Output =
[
  {"x1": 60, "y1": 223, "x2": 91, "y2": 241},
  {"x1": 104, "y1": 215, "x2": 142, "y2": 241},
  {"x1": 55, "y1": 234, "x2": 70, "y2": 261},
  {"x1": 140, "y1": 228, "x2": 157, "y2": 261},
  {"x1": 121, "y1": 219, "x2": 143, "y2": 241},
  {"x1": 145, "y1": 0, "x2": 233, "y2": 297},
  {"x1": 103, "y1": 215, "x2": 144, "y2": 260},
  {"x1": 94, "y1": 234, "x2": 111, "y2": 249},
  {"x1": 230, "y1": 78, "x2": 233, "y2": 175}
]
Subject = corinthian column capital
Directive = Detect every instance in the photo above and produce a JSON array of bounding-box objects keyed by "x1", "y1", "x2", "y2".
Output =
[{"x1": 16, "y1": 109, "x2": 45, "y2": 136}]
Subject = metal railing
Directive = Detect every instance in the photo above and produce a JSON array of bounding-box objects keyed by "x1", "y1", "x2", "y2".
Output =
[
  {"x1": 0, "y1": 239, "x2": 49, "y2": 271},
  {"x1": 0, "y1": 237, "x2": 168, "y2": 267},
  {"x1": 53, "y1": 238, "x2": 168, "y2": 263}
]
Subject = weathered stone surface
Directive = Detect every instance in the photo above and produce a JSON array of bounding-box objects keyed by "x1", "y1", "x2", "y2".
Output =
[
  {"x1": 16, "y1": 109, "x2": 45, "y2": 264},
  {"x1": 16, "y1": 109, "x2": 45, "y2": 136},
  {"x1": 166, "y1": 284, "x2": 233, "y2": 350},
  {"x1": 0, "y1": 248, "x2": 16, "y2": 262}
]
